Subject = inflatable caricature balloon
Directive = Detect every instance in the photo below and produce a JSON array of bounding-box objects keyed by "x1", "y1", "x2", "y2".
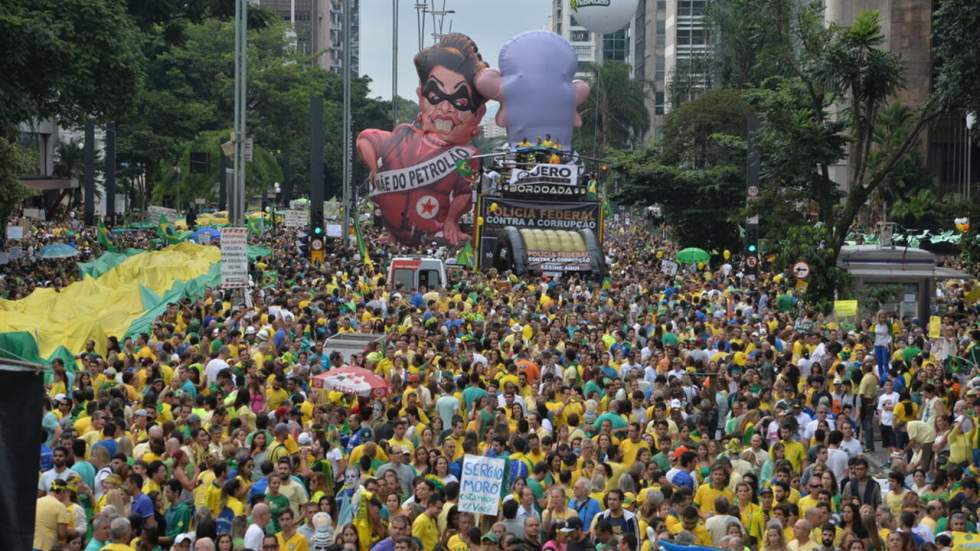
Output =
[
  {"x1": 475, "y1": 31, "x2": 590, "y2": 150},
  {"x1": 357, "y1": 34, "x2": 487, "y2": 245}
]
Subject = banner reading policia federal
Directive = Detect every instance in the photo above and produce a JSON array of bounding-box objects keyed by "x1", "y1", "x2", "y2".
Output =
[{"x1": 480, "y1": 197, "x2": 601, "y2": 233}]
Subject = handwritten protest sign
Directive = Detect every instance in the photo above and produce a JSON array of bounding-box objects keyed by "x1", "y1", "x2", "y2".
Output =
[{"x1": 458, "y1": 454, "x2": 506, "y2": 516}]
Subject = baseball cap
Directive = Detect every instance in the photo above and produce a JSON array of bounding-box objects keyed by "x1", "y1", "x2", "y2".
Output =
[
  {"x1": 174, "y1": 533, "x2": 194, "y2": 545},
  {"x1": 50, "y1": 479, "x2": 69, "y2": 492},
  {"x1": 53, "y1": 393, "x2": 67, "y2": 403},
  {"x1": 482, "y1": 533, "x2": 499, "y2": 543},
  {"x1": 134, "y1": 409, "x2": 148, "y2": 418},
  {"x1": 559, "y1": 517, "x2": 583, "y2": 533}
]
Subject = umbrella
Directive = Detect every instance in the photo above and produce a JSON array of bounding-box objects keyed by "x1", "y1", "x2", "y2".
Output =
[
  {"x1": 312, "y1": 366, "x2": 389, "y2": 398},
  {"x1": 190, "y1": 227, "x2": 221, "y2": 242},
  {"x1": 38, "y1": 243, "x2": 79, "y2": 259},
  {"x1": 676, "y1": 247, "x2": 710, "y2": 264}
]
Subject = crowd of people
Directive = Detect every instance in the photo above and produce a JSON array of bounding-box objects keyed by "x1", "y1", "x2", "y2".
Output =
[{"x1": 24, "y1": 210, "x2": 980, "y2": 551}]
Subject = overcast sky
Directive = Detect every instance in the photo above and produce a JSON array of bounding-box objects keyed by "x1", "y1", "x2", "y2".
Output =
[{"x1": 359, "y1": 0, "x2": 552, "y2": 103}]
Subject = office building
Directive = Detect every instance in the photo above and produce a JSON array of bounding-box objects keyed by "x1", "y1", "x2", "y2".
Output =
[{"x1": 258, "y1": 0, "x2": 359, "y2": 74}]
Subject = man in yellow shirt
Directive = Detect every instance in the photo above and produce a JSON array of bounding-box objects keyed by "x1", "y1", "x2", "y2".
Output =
[
  {"x1": 694, "y1": 464, "x2": 734, "y2": 516},
  {"x1": 34, "y1": 479, "x2": 70, "y2": 550},
  {"x1": 411, "y1": 495, "x2": 443, "y2": 551},
  {"x1": 668, "y1": 505, "x2": 712, "y2": 546},
  {"x1": 620, "y1": 423, "x2": 651, "y2": 465},
  {"x1": 276, "y1": 508, "x2": 310, "y2": 551}
]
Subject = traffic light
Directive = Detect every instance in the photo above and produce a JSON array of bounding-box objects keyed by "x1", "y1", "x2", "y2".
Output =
[{"x1": 745, "y1": 217, "x2": 759, "y2": 254}]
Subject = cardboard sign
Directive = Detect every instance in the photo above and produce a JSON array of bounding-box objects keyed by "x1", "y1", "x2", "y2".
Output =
[{"x1": 458, "y1": 454, "x2": 506, "y2": 516}]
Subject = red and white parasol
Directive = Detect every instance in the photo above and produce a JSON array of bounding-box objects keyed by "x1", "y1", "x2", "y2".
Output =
[{"x1": 312, "y1": 366, "x2": 389, "y2": 398}]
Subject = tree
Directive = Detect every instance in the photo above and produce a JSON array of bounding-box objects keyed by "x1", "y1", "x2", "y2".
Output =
[
  {"x1": 575, "y1": 62, "x2": 650, "y2": 156},
  {"x1": 0, "y1": 0, "x2": 143, "y2": 231},
  {"x1": 0, "y1": 0, "x2": 143, "y2": 131},
  {"x1": 117, "y1": 16, "x2": 393, "y2": 208},
  {"x1": 662, "y1": 89, "x2": 751, "y2": 168},
  {"x1": 708, "y1": 0, "x2": 796, "y2": 88},
  {"x1": 614, "y1": 90, "x2": 749, "y2": 249},
  {"x1": 0, "y1": 139, "x2": 35, "y2": 246}
]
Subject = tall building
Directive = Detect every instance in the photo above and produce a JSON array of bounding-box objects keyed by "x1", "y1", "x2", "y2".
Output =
[
  {"x1": 635, "y1": 0, "x2": 668, "y2": 139},
  {"x1": 664, "y1": 0, "x2": 713, "y2": 111},
  {"x1": 257, "y1": 0, "x2": 359, "y2": 74},
  {"x1": 825, "y1": 0, "x2": 977, "y2": 196}
]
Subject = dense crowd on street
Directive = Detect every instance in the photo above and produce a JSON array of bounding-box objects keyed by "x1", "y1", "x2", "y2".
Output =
[{"x1": 23, "y1": 211, "x2": 980, "y2": 551}]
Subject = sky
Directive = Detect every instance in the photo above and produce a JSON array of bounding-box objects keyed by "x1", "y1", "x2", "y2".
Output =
[{"x1": 359, "y1": 0, "x2": 552, "y2": 107}]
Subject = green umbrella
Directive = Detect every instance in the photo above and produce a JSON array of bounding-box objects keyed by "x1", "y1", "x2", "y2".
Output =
[{"x1": 676, "y1": 247, "x2": 710, "y2": 264}]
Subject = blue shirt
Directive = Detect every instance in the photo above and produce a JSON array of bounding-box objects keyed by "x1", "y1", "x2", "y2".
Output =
[
  {"x1": 132, "y1": 493, "x2": 154, "y2": 520},
  {"x1": 569, "y1": 497, "x2": 602, "y2": 529}
]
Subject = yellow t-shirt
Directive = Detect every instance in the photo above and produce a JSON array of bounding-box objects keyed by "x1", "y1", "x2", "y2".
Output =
[
  {"x1": 693, "y1": 484, "x2": 734, "y2": 515},
  {"x1": 412, "y1": 513, "x2": 440, "y2": 551},
  {"x1": 276, "y1": 531, "x2": 310, "y2": 551},
  {"x1": 33, "y1": 495, "x2": 68, "y2": 551}
]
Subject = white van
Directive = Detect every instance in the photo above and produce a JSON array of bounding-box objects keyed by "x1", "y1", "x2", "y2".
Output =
[{"x1": 386, "y1": 257, "x2": 447, "y2": 292}]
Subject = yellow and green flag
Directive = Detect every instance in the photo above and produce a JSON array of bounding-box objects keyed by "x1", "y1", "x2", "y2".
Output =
[
  {"x1": 352, "y1": 215, "x2": 373, "y2": 267},
  {"x1": 97, "y1": 220, "x2": 116, "y2": 252}
]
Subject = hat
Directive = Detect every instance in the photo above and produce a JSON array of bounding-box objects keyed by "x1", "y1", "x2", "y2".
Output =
[
  {"x1": 833, "y1": 377, "x2": 843, "y2": 385},
  {"x1": 623, "y1": 492, "x2": 636, "y2": 508},
  {"x1": 481, "y1": 533, "x2": 499, "y2": 543},
  {"x1": 257, "y1": 329, "x2": 270, "y2": 341},
  {"x1": 134, "y1": 409, "x2": 148, "y2": 418},
  {"x1": 174, "y1": 533, "x2": 194, "y2": 545},
  {"x1": 560, "y1": 517, "x2": 584, "y2": 533},
  {"x1": 759, "y1": 486, "x2": 773, "y2": 495},
  {"x1": 672, "y1": 445, "x2": 690, "y2": 459},
  {"x1": 53, "y1": 393, "x2": 67, "y2": 403},
  {"x1": 104, "y1": 367, "x2": 117, "y2": 377},
  {"x1": 669, "y1": 398, "x2": 683, "y2": 409},
  {"x1": 297, "y1": 432, "x2": 313, "y2": 446},
  {"x1": 245, "y1": 326, "x2": 256, "y2": 336}
]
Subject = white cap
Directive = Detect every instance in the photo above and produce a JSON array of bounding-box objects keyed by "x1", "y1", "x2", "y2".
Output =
[
  {"x1": 174, "y1": 533, "x2": 194, "y2": 544},
  {"x1": 297, "y1": 432, "x2": 313, "y2": 446},
  {"x1": 53, "y1": 393, "x2": 67, "y2": 403},
  {"x1": 670, "y1": 398, "x2": 683, "y2": 409}
]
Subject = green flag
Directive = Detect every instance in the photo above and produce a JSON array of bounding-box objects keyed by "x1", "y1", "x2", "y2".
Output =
[
  {"x1": 352, "y1": 214, "x2": 372, "y2": 267},
  {"x1": 455, "y1": 241, "x2": 476, "y2": 270}
]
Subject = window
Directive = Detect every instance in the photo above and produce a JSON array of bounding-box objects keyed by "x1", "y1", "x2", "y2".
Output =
[
  {"x1": 602, "y1": 29, "x2": 627, "y2": 61},
  {"x1": 656, "y1": 20, "x2": 665, "y2": 47},
  {"x1": 393, "y1": 269, "x2": 414, "y2": 291},
  {"x1": 655, "y1": 55, "x2": 665, "y2": 82},
  {"x1": 570, "y1": 15, "x2": 579, "y2": 26},
  {"x1": 657, "y1": 0, "x2": 666, "y2": 10},
  {"x1": 571, "y1": 30, "x2": 590, "y2": 42},
  {"x1": 17, "y1": 132, "x2": 47, "y2": 177},
  {"x1": 655, "y1": 92, "x2": 665, "y2": 115}
]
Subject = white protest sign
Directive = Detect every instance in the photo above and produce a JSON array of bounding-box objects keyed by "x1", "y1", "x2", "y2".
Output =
[
  {"x1": 284, "y1": 209, "x2": 309, "y2": 228},
  {"x1": 326, "y1": 224, "x2": 342, "y2": 238},
  {"x1": 660, "y1": 259, "x2": 678, "y2": 276},
  {"x1": 6, "y1": 225, "x2": 24, "y2": 240},
  {"x1": 220, "y1": 227, "x2": 249, "y2": 289},
  {"x1": 458, "y1": 454, "x2": 506, "y2": 516}
]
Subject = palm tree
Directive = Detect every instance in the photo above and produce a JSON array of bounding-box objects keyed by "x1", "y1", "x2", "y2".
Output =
[{"x1": 574, "y1": 62, "x2": 651, "y2": 157}]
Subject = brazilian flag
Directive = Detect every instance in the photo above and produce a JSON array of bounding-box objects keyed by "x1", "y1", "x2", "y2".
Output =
[
  {"x1": 352, "y1": 214, "x2": 373, "y2": 268},
  {"x1": 97, "y1": 220, "x2": 116, "y2": 252},
  {"x1": 157, "y1": 216, "x2": 184, "y2": 244}
]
